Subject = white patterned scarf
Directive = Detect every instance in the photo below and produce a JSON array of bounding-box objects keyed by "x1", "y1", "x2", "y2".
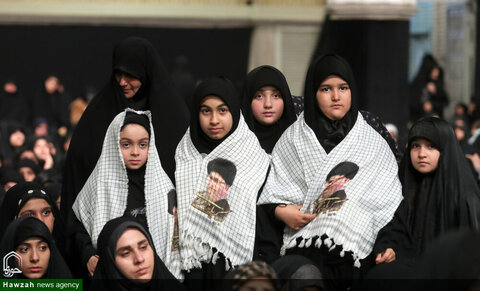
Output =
[
  {"x1": 175, "y1": 115, "x2": 270, "y2": 271},
  {"x1": 72, "y1": 109, "x2": 181, "y2": 277},
  {"x1": 258, "y1": 112, "x2": 402, "y2": 267}
]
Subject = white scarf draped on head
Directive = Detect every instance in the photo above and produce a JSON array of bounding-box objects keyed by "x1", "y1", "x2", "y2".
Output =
[
  {"x1": 72, "y1": 109, "x2": 180, "y2": 277},
  {"x1": 175, "y1": 115, "x2": 270, "y2": 271},
  {"x1": 258, "y1": 112, "x2": 402, "y2": 267}
]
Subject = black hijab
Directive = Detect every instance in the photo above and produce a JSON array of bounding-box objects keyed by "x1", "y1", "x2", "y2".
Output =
[
  {"x1": 91, "y1": 216, "x2": 183, "y2": 291},
  {"x1": 190, "y1": 76, "x2": 240, "y2": 154},
  {"x1": 303, "y1": 54, "x2": 359, "y2": 154},
  {"x1": 272, "y1": 255, "x2": 324, "y2": 291},
  {"x1": 399, "y1": 117, "x2": 480, "y2": 256},
  {"x1": 241, "y1": 65, "x2": 297, "y2": 153},
  {"x1": 0, "y1": 182, "x2": 66, "y2": 255},
  {"x1": 0, "y1": 216, "x2": 72, "y2": 279},
  {"x1": 62, "y1": 37, "x2": 189, "y2": 222}
]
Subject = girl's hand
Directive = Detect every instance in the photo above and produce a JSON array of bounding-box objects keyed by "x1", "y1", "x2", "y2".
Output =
[
  {"x1": 43, "y1": 154, "x2": 54, "y2": 170},
  {"x1": 275, "y1": 205, "x2": 317, "y2": 230},
  {"x1": 87, "y1": 255, "x2": 99, "y2": 277},
  {"x1": 375, "y1": 248, "x2": 396, "y2": 264}
]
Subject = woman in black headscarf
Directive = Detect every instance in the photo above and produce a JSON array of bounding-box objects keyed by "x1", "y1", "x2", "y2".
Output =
[
  {"x1": 0, "y1": 216, "x2": 72, "y2": 279},
  {"x1": 369, "y1": 117, "x2": 480, "y2": 285},
  {"x1": 90, "y1": 216, "x2": 183, "y2": 291},
  {"x1": 0, "y1": 182, "x2": 66, "y2": 256},
  {"x1": 241, "y1": 65, "x2": 297, "y2": 154},
  {"x1": 258, "y1": 54, "x2": 402, "y2": 291},
  {"x1": 409, "y1": 54, "x2": 449, "y2": 121},
  {"x1": 61, "y1": 36, "x2": 189, "y2": 223}
]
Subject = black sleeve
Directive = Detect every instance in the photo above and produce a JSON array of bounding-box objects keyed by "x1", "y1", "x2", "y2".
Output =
[
  {"x1": 253, "y1": 203, "x2": 285, "y2": 264},
  {"x1": 360, "y1": 110, "x2": 401, "y2": 164},
  {"x1": 373, "y1": 200, "x2": 414, "y2": 259},
  {"x1": 68, "y1": 211, "x2": 97, "y2": 268}
]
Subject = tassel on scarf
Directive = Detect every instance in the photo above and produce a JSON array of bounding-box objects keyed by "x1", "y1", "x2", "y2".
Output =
[{"x1": 305, "y1": 238, "x2": 313, "y2": 248}]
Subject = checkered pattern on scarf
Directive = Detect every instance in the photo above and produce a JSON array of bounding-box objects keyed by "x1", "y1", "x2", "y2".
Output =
[
  {"x1": 175, "y1": 115, "x2": 270, "y2": 271},
  {"x1": 258, "y1": 112, "x2": 402, "y2": 266},
  {"x1": 72, "y1": 109, "x2": 178, "y2": 275}
]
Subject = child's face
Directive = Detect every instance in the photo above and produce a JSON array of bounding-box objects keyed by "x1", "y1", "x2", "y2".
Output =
[
  {"x1": 18, "y1": 198, "x2": 54, "y2": 233},
  {"x1": 120, "y1": 124, "x2": 149, "y2": 170},
  {"x1": 251, "y1": 85, "x2": 284, "y2": 125},
  {"x1": 316, "y1": 75, "x2": 351, "y2": 121},
  {"x1": 199, "y1": 96, "x2": 233, "y2": 140},
  {"x1": 16, "y1": 237, "x2": 50, "y2": 279},
  {"x1": 410, "y1": 138, "x2": 440, "y2": 174}
]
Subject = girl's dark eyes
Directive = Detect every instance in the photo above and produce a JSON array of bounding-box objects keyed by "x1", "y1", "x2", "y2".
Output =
[
  {"x1": 219, "y1": 107, "x2": 229, "y2": 113},
  {"x1": 200, "y1": 108, "x2": 210, "y2": 114},
  {"x1": 254, "y1": 94, "x2": 263, "y2": 99},
  {"x1": 42, "y1": 209, "x2": 51, "y2": 216},
  {"x1": 19, "y1": 247, "x2": 28, "y2": 253},
  {"x1": 39, "y1": 245, "x2": 49, "y2": 251}
]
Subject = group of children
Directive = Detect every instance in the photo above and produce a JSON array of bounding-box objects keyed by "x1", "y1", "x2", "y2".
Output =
[{"x1": 1, "y1": 36, "x2": 480, "y2": 291}]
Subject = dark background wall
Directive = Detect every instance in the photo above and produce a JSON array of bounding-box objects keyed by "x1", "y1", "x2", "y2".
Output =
[{"x1": 0, "y1": 24, "x2": 252, "y2": 106}]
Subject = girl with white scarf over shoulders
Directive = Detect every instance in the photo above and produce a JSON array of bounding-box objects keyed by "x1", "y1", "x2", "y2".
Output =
[
  {"x1": 176, "y1": 76, "x2": 269, "y2": 291},
  {"x1": 258, "y1": 54, "x2": 403, "y2": 291},
  {"x1": 72, "y1": 109, "x2": 180, "y2": 279}
]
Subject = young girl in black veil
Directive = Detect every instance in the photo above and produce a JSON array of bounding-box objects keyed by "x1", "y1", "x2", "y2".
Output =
[
  {"x1": 62, "y1": 36, "x2": 189, "y2": 224},
  {"x1": 72, "y1": 110, "x2": 178, "y2": 279},
  {"x1": 175, "y1": 77, "x2": 269, "y2": 290},
  {"x1": 0, "y1": 216, "x2": 72, "y2": 279},
  {"x1": 89, "y1": 216, "x2": 184, "y2": 291},
  {"x1": 366, "y1": 117, "x2": 480, "y2": 288},
  {"x1": 258, "y1": 54, "x2": 402, "y2": 291},
  {"x1": 241, "y1": 65, "x2": 297, "y2": 154},
  {"x1": 241, "y1": 65, "x2": 298, "y2": 265}
]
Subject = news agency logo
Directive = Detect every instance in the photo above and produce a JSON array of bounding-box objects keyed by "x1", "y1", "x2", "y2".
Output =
[{"x1": 3, "y1": 251, "x2": 22, "y2": 277}]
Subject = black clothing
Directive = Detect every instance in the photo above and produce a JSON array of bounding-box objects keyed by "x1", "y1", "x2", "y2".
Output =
[
  {"x1": 0, "y1": 80, "x2": 29, "y2": 127},
  {"x1": 272, "y1": 255, "x2": 324, "y2": 291},
  {"x1": 124, "y1": 166, "x2": 147, "y2": 228},
  {"x1": 0, "y1": 216, "x2": 72, "y2": 279},
  {"x1": 241, "y1": 65, "x2": 297, "y2": 153},
  {"x1": 409, "y1": 54, "x2": 449, "y2": 120},
  {"x1": 61, "y1": 36, "x2": 189, "y2": 224},
  {"x1": 90, "y1": 216, "x2": 183, "y2": 291},
  {"x1": 33, "y1": 78, "x2": 70, "y2": 131},
  {"x1": 304, "y1": 54, "x2": 359, "y2": 154},
  {"x1": 189, "y1": 76, "x2": 240, "y2": 155}
]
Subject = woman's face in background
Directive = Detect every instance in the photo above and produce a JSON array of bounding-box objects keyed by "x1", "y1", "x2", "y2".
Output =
[{"x1": 115, "y1": 71, "x2": 142, "y2": 99}]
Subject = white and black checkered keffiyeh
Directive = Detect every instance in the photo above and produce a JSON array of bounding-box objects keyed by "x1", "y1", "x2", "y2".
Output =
[
  {"x1": 175, "y1": 115, "x2": 270, "y2": 271},
  {"x1": 258, "y1": 112, "x2": 402, "y2": 267},
  {"x1": 72, "y1": 109, "x2": 180, "y2": 277}
]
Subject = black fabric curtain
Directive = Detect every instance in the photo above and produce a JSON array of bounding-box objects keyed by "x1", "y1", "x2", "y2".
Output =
[
  {"x1": 0, "y1": 24, "x2": 252, "y2": 122},
  {"x1": 312, "y1": 17, "x2": 410, "y2": 135}
]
